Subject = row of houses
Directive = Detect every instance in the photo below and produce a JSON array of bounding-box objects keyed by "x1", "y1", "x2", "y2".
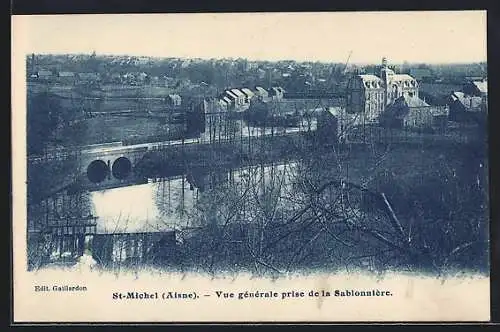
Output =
[
  {"x1": 448, "y1": 79, "x2": 488, "y2": 123},
  {"x1": 218, "y1": 86, "x2": 285, "y2": 111},
  {"x1": 30, "y1": 71, "x2": 101, "y2": 83},
  {"x1": 30, "y1": 70, "x2": 170, "y2": 86}
]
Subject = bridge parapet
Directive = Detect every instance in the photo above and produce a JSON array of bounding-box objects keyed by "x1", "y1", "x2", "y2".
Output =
[{"x1": 77, "y1": 146, "x2": 150, "y2": 191}]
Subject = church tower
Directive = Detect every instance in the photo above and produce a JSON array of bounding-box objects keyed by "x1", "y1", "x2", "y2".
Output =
[
  {"x1": 380, "y1": 56, "x2": 397, "y2": 106},
  {"x1": 380, "y1": 57, "x2": 390, "y2": 106}
]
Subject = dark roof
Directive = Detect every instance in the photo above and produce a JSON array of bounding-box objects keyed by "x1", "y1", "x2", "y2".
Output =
[{"x1": 385, "y1": 95, "x2": 430, "y2": 119}]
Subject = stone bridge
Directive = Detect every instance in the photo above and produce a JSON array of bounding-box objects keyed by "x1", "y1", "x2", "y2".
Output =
[
  {"x1": 73, "y1": 133, "x2": 301, "y2": 192},
  {"x1": 76, "y1": 144, "x2": 151, "y2": 191}
]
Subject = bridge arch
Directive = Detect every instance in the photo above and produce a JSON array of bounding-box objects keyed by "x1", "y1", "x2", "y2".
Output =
[
  {"x1": 87, "y1": 160, "x2": 110, "y2": 183},
  {"x1": 112, "y1": 157, "x2": 132, "y2": 180}
]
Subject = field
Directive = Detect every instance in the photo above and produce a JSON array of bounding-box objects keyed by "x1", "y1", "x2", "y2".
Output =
[
  {"x1": 60, "y1": 116, "x2": 183, "y2": 146},
  {"x1": 99, "y1": 85, "x2": 176, "y2": 98},
  {"x1": 29, "y1": 82, "x2": 175, "y2": 115}
]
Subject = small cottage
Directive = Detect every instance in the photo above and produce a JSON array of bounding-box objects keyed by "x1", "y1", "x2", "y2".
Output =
[
  {"x1": 448, "y1": 91, "x2": 485, "y2": 123},
  {"x1": 254, "y1": 86, "x2": 270, "y2": 100},
  {"x1": 381, "y1": 95, "x2": 449, "y2": 130},
  {"x1": 58, "y1": 71, "x2": 76, "y2": 83},
  {"x1": 166, "y1": 94, "x2": 182, "y2": 107},
  {"x1": 37, "y1": 70, "x2": 53, "y2": 81}
]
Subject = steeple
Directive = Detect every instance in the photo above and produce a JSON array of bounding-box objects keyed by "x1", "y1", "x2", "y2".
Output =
[
  {"x1": 381, "y1": 57, "x2": 391, "y2": 106},
  {"x1": 382, "y1": 57, "x2": 388, "y2": 68}
]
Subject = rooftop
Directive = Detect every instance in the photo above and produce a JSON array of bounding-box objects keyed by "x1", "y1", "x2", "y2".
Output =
[
  {"x1": 241, "y1": 88, "x2": 255, "y2": 97},
  {"x1": 386, "y1": 95, "x2": 431, "y2": 118},
  {"x1": 225, "y1": 90, "x2": 239, "y2": 99},
  {"x1": 404, "y1": 95, "x2": 430, "y2": 107},
  {"x1": 472, "y1": 80, "x2": 488, "y2": 94},
  {"x1": 231, "y1": 89, "x2": 246, "y2": 98},
  {"x1": 58, "y1": 71, "x2": 75, "y2": 77},
  {"x1": 358, "y1": 74, "x2": 382, "y2": 82},
  {"x1": 392, "y1": 74, "x2": 415, "y2": 81},
  {"x1": 451, "y1": 91, "x2": 483, "y2": 110},
  {"x1": 255, "y1": 86, "x2": 269, "y2": 95},
  {"x1": 38, "y1": 70, "x2": 53, "y2": 76}
]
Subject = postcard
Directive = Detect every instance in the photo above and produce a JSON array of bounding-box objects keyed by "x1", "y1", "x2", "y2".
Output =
[{"x1": 12, "y1": 11, "x2": 490, "y2": 323}]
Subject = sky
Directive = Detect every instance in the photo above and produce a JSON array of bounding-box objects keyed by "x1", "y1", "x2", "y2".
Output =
[{"x1": 12, "y1": 11, "x2": 487, "y2": 64}]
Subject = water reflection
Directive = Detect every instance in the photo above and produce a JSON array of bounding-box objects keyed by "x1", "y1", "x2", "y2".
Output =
[
  {"x1": 90, "y1": 162, "x2": 297, "y2": 233},
  {"x1": 28, "y1": 162, "x2": 298, "y2": 270},
  {"x1": 91, "y1": 183, "x2": 171, "y2": 233}
]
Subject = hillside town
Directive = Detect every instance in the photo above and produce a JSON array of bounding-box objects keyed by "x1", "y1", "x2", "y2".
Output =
[
  {"x1": 27, "y1": 52, "x2": 487, "y2": 151},
  {"x1": 26, "y1": 52, "x2": 488, "y2": 276}
]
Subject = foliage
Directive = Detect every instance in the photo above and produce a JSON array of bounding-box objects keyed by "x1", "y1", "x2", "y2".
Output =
[
  {"x1": 166, "y1": 137, "x2": 489, "y2": 276},
  {"x1": 27, "y1": 92, "x2": 64, "y2": 154}
]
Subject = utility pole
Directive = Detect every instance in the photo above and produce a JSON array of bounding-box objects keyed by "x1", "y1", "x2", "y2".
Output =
[{"x1": 343, "y1": 51, "x2": 353, "y2": 75}]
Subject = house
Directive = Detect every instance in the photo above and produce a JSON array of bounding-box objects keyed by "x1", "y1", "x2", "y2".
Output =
[
  {"x1": 230, "y1": 89, "x2": 247, "y2": 107},
  {"x1": 254, "y1": 86, "x2": 269, "y2": 100},
  {"x1": 221, "y1": 96, "x2": 233, "y2": 109},
  {"x1": 346, "y1": 74, "x2": 386, "y2": 122},
  {"x1": 317, "y1": 107, "x2": 364, "y2": 143},
  {"x1": 462, "y1": 79, "x2": 487, "y2": 98},
  {"x1": 166, "y1": 94, "x2": 182, "y2": 107},
  {"x1": 225, "y1": 90, "x2": 239, "y2": 106},
  {"x1": 78, "y1": 72, "x2": 101, "y2": 83},
  {"x1": 37, "y1": 70, "x2": 53, "y2": 81},
  {"x1": 240, "y1": 88, "x2": 255, "y2": 103},
  {"x1": 58, "y1": 71, "x2": 76, "y2": 83},
  {"x1": 448, "y1": 91, "x2": 485, "y2": 123},
  {"x1": 269, "y1": 87, "x2": 285, "y2": 101},
  {"x1": 245, "y1": 98, "x2": 301, "y2": 128},
  {"x1": 137, "y1": 72, "x2": 149, "y2": 83},
  {"x1": 218, "y1": 99, "x2": 229, "y2": 110},
  {"x1": 58, "y1": 71, "x2": 75, "y2": 78},
  {"x1": 380, "y1": 95, "x2": 448, "y2": 130},
  {"x1": 465, "y1": 76, "x2": 485, "y2": 82},
  {"x1": 122, "y1": 72, "x2": 135, "y2": 83},
  {"x1": 224, "y1": 89, "x2": 247, "y2": 109},
  {"x1": 347, "y1": 57, "x2": 419, "y2": 123}
]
